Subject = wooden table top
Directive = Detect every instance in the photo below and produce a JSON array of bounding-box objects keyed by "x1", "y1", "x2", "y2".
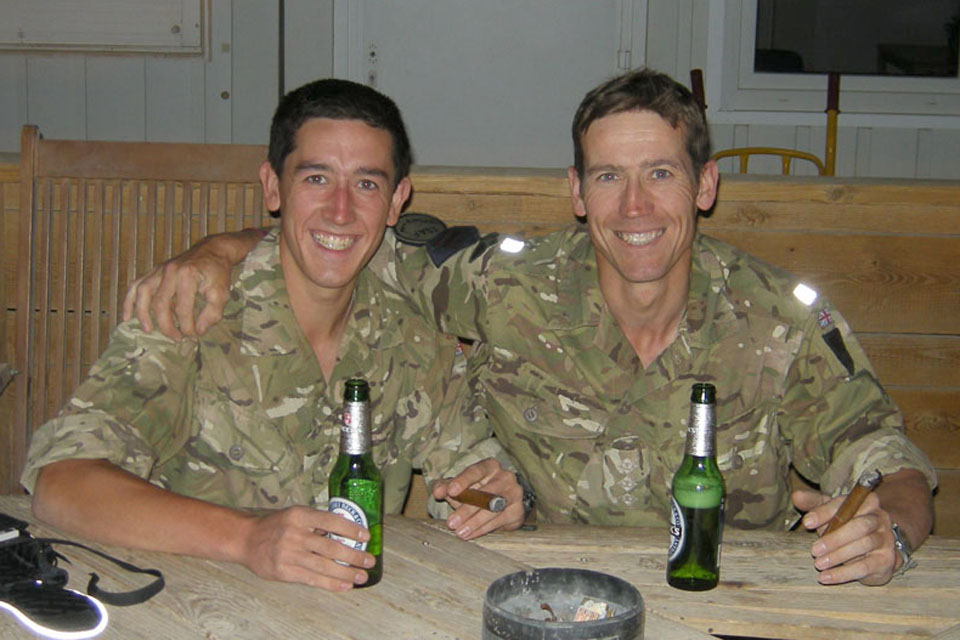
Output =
[
  {"x1": 3, "y1": 494, "x2": 958, "y2": 639},
  {"x1": 472, "y1": 522, "x2": 960, "y2": 640},
  {"x1": 0, "y1": 496, "x2": 708, "y2": 640}
]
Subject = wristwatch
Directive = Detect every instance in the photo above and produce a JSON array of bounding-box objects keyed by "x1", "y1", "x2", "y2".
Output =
[{"x1": 891, "y1": 523, "x2": 917, "y2": 576}]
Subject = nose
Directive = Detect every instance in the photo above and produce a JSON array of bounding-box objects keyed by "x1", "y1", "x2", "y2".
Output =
[
  {"x1": 622, "y1": 178, "x2": 653, "y2": 218},
  {"x1": 327, "y1": 182, "x2": 355, "y2": 224}
]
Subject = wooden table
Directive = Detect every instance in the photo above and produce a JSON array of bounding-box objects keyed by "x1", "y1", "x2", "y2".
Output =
[
  {"x1": 474, "y1": 523, "x2": 960, "y2": 640},
  {"x1": 2, "y1": 496, "x2": 957, "y2": 640},
  {"x1": 0, "y1": 496, "x2": 707, "y2": 640}
]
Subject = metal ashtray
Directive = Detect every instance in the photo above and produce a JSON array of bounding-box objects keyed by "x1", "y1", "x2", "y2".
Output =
[{"x1": 482, "y1": 568, "x2": 644, "y2": 639}]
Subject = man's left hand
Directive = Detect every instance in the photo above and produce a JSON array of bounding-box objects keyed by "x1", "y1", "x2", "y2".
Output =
[{"x1": 792, "y1": 488, "x2": 899, "y2": 586}]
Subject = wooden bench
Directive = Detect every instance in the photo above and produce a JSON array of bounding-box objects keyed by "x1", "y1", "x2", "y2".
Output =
[{"x1": 2, "y1": 128, "x2": 957, "y2": 535}]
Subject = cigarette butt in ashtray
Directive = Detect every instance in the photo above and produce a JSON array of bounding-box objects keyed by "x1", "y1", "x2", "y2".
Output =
[
  {"x1": 455, "y1": 488, "x2": 507, "y2": 512},
  {"x1": 823, "y1": 469, "x2": 882, "y2": 535}
]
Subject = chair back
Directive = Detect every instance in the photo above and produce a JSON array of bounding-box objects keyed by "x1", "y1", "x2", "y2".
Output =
[{"x1": 8, "y1": 125, "x2": 269, "y2": 490}]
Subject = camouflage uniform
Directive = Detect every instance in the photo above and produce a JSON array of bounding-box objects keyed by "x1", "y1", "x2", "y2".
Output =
[
  {"x1": 373, "y1": 224, "x2": 937, "y2": 529},
  {"x1": 22, "y1": 229, "x2": 502, "y2": 515}
]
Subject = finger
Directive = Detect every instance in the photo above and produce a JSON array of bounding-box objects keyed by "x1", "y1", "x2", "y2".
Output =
[
  {"x1": 817, "y1": 541, "x2": 896, "y2": 586},
  {"x1": 445, "y1": 459, "x2": 502, "y2": 497},
  {"x1": 150, "y1": 267, "x2": 185, "y2": 341},
  {"x1": 130, "y1": 275, "x2": 162, "y2": 334},
  {"x1": 316, "y1": 512, "x2": 371, "y2": 545},
  {"x1": 813, "y1": 523, "x2": 879, "y2": 570},
  {"x1": 304, "y1": 531, "x2": 376, "y2": 571},
  {"x1": 195, "y1": 297, "x2": 226, "y2": 335},
  {"x1": 174, "y1": 271, "x2": 201, "y2": 337},
  {"x1": 798, "y1": 496, "x2": 846, "y2": 533},
  {"x1": 431, "y1": 478, "x2": 452, "y2": 501},
  {"x1": 121, "y1": 277, "x2": 143, "y2": 322},
  {"x1": 457, "y1": 503, "x2": 525, "y2": 540},
  {"x1": 276, "y1": 550, "x2": 368, "y2": 590},
  {"x1": 816, "y1": 554, "x2": 874, "y2": 585}
]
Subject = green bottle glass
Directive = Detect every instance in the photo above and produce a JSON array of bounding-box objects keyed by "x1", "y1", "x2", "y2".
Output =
[
  {"x1": 328, "y1": 378, "x2": 383, "y2": 587},
  {"x1": 667, "y1": 383, "x2": 725, "y2": 591}
]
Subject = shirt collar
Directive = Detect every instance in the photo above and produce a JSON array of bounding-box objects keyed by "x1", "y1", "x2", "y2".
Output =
[
  {"x1": 235, "y1": 229, "x2": 403, "y2": 359},
  {"x1": 557, "y1": 229, "x2": 740, "y2": 370}
]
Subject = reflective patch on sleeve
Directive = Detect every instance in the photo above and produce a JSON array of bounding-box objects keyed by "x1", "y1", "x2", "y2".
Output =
[
  {"x1": 792, "y1": 283, "x2": 818, "y2": 306},
  {"x1": 499, "y1": 237, "x2": 525, "y2": 253}
]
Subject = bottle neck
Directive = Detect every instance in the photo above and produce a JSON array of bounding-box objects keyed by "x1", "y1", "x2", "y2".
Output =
[
  {"x1": 340, "y1": 399, "x2": 372, "y2": 455},
  {"x1": 684, "y1": 402, "x2": 716, "y2": 458}
]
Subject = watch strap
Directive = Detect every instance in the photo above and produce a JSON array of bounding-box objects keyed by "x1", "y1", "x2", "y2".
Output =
[{"x1": 891, "y1": 523, "x2": 917, "y2": 577}]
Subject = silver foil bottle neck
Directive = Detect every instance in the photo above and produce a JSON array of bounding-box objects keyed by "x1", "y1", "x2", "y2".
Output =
[
  {"x1": 340, "y1": 400, "x2": 372, "y2": 455},
  {"x1": 685, "y1": 401, "x2": 716, "y2": 457}
]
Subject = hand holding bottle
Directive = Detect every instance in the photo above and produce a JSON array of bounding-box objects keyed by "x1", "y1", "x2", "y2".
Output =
[{"x1": 239, "y1": 506, "x2": 375, "y2": 591}]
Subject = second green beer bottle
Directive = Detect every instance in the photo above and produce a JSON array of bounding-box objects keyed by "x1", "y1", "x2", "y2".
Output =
[
  {"x1": 667, "y1": 382, "x2": 725, "y2": 591},
  {"x1": 328, "y1": 378, "x2": 383, "y2": 587}
]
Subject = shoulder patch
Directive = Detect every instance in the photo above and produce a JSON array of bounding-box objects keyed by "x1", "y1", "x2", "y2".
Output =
[
  {"x1": 394, "y1": 212, "x2": 448, "y2": 246},
  {"x1": 426, "y1": 226, "x2": 481, "y2": 267},
  {"x1": 469, "y1": 232, "x2": 501, "y2": 262}
]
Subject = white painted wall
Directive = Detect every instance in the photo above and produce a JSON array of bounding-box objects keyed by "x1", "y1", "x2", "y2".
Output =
[{"x1": 1, "y1": 0, "x2": 958, "y2": 179}]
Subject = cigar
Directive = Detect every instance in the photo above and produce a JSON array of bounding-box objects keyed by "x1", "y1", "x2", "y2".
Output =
[
  {"x1": 455, "y1": 488, "x2": 506, "y2": 512},
  {"x1": 823, "y1": 469, "x2": 882, "y2": 535}
]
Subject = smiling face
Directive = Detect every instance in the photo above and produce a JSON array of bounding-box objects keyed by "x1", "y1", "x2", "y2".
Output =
[
  {"x1": 568, "y1": 110, "x2": 718, "y2": 293},
  {"x1": 262, "y1": 117, "x2": 410, "y2": 299}
]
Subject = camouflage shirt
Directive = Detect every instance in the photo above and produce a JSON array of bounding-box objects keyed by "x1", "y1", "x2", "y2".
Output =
[
  {"x1": 374, "y1": 224, "x2": 937, "y2": 529},
  {"x1": 22, "y1": 229, "x2": 502, "y2": 515}
]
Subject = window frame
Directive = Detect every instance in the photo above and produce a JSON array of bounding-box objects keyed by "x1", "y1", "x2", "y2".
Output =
[{"x1": 705, "y1": 0, "x2": 960, "y2": 128}]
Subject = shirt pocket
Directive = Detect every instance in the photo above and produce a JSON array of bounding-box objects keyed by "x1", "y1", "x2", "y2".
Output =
[
  {"x1": 715, "y1": 404, "x2": 790, "y2": 528},
  {"x1": 191, "y1": 384, "x2": 298, "y2": 476},
  {"x1": 482, "y1": 363, "x2": 649, "y2": 518}
]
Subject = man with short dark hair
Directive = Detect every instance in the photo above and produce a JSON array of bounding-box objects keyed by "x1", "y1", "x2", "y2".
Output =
[
  {"x1": 124, "y1": 68, "x2": 936, "y2": 587},
  {"x1": 21, "y1": 79, "x2": 523, "y2": 593}
]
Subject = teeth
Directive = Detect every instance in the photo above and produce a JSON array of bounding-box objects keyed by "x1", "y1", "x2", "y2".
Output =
[
  {"x1": 616, "y1": 229, "x2": 663, "y2": 246},
  {"x1": 311, "y1": 231, "x2": 355, "y2": 251}
]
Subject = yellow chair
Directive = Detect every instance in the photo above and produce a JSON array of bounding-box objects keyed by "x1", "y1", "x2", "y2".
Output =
[{"x1": 691, "y1": 69, "x2": 839, "y2": 176}]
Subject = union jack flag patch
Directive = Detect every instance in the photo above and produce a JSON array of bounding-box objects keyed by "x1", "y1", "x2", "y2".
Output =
[{"x1": 817, "y1": 308, "x2": 833, "y2": 329}]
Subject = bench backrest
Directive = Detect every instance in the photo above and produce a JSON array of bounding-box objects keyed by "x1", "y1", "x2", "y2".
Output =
[
  {"x1": 3, "y1": 133, "x2": 958, "y2": 535},
  {"x1": 6, "y1": 126, "x2": 269, "y2": 490}
]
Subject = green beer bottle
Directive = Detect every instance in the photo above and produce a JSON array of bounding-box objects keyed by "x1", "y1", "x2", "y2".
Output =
[
  {"x1": 667, "y1": 382, "x2": 725, "y2": 591},
  {"x1": 328, "y1": 378, "x2": 383, "y2": 587}
]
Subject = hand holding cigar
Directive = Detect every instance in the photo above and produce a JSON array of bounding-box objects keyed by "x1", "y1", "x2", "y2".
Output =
[
  {"x1": 453, "y1": 487, "x2": 507, "y2": 512},
  {"x1": 823, "y1": 469, "x2": 882, "y2": 535}
]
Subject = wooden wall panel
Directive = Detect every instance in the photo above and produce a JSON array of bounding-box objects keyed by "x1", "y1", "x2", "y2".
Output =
[
  {"x1": 86, "y1": 57, "x2": 147, "y2": 141},
  {"x1": 24, "y1": 56, "x2": 86, "y2": 139}
]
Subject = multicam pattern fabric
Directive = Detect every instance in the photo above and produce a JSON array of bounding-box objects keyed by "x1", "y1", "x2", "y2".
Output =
[
  {"x1": 22, "y1": 229, "x2": 501, "y2": 515},
  {"x1": 371, "y1": 224, "x2": 937, "y2": 529}
]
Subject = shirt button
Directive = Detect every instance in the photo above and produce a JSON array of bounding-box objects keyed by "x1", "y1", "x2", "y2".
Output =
[
  {"x1": 731, "y1": 453, "x2": 744, "y2": 469},
  {"x1": 523, "y1": 407, "x2": 538, "y2": 423},
  {"x1": 229, "y1": 445, "x2": 244, "y2": 461}
]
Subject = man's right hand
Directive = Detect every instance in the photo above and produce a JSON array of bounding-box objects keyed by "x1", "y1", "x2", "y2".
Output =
[
  {"x1": 122, "y1": 229, "x2": 263, "y2": 340},
  {"x1": 242, "y1": 506, "x2": 375, "y2": 591}
]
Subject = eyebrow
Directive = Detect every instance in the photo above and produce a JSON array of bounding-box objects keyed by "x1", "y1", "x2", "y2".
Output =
[
  {"x1": 586, "y1": 158, "x2": 684, "y2": 174},
  {"x1": 293, "y1": 162, "x2": 391, "y2": 181}
]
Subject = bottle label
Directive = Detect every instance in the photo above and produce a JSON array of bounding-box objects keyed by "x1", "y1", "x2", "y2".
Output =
[
  {"x1": 328, "y1": 497, "x2": 369, "y2": 552},
  {"x1": 668, "y1": 496, "x2": 686, "y2": 561}
]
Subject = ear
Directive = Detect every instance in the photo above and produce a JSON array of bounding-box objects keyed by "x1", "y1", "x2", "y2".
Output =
[
  {"x1": 259, "y1": 161, "x2": 281, "y2": 212},
  {"x1": 695, "y1": 160, "x2": 719, "y2": 212},
  {"x1": 387, "y1": 176, "x2": 412, "y2": 226},
  {"x1": 567, "y1": 166, "x2": 587, "y2": 218}
]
